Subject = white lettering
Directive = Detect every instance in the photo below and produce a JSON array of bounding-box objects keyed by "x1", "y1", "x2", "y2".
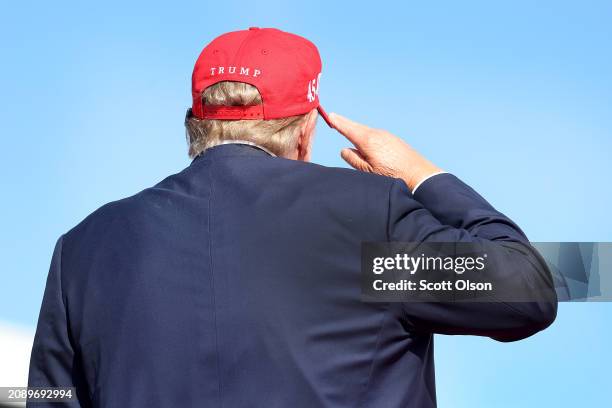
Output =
[
  {"x1": 373, "y1": 257, "x2": 385, "y2": 274},
  {"x1": 209, "y1": 66, "x2": 261, "y2": 77},
  {"x1": 307, "y1": 72, "x2": 322, "y2": 102}
]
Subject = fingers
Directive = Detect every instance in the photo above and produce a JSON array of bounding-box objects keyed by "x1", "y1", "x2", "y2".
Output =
[
  {"x1": 329, "y1": 113, "x2": 373, "y2": 147},
  {"x1": 340, "y1": 148, "x2": 373, "y2": 172}
]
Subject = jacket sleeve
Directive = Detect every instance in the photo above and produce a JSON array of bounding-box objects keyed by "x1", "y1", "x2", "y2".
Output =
[
  {"x1": 28, "y1": 235, "x2": 87, "y2": 407},
  {"x1": 387, "y1": 174, "x2": 558, "y2": 342}
]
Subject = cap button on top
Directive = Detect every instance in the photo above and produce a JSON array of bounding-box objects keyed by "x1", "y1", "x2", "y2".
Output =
[{"x1": 249, "y1": 26, "x2": 260, "y2": 30}]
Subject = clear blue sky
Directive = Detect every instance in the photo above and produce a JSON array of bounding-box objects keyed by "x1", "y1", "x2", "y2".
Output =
[{"x1": 1, "y1": 1, "x2": 611, "y2": 406}]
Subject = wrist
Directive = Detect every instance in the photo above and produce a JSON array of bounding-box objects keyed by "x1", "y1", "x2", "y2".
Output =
[{"x1": 403, "y1": 164, "x2": 444, "y2": 192}]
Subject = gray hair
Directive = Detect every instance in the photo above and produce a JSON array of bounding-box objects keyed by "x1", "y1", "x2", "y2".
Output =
[{"x1": 185, "y1": 81, "x2": 308, "y2": 158}]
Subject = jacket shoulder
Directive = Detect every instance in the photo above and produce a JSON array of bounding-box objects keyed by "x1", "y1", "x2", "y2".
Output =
[
  {"x1": 62, "y1": 163, "x2": 195, "y2": 242},
  {"x1": 274, "y1": 158, "x2": 396, "y2": 190},
  {"x1": 63, "y1": 196, "x2": 130, "y2": 242}
]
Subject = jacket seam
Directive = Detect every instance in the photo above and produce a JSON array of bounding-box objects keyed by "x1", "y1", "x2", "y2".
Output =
[
  {"x1": 385, "y1": 179, "x2": 394, "y2": 242},
  {"x1": 356, "y1": 179, "x2": 395, "y2": 404},
  {"x1": 357, "y1": 303, "x2": 392, "y2": 407},
  {"x1": 207, "y1": 161, "x2": 223, "y2": 408}
]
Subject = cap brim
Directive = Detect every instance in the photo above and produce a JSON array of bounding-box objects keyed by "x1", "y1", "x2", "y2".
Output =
[{"x1": 317, "y1": 105, "x2": 334, "y2": 129}]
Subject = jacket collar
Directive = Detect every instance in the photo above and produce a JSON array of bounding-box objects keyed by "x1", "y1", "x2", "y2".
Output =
[{"x1": 193, "y1": 142, "x2": 276, "y2": 162}]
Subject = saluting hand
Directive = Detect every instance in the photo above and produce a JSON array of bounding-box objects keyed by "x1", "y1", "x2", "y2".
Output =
[{"x1": 328, "y1": 113, "x2": 443, "y2": 192}]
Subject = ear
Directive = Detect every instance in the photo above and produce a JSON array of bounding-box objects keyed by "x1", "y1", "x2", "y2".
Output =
[{"x1": 297, "y1": 109, "x2": 318, "y2": 161}]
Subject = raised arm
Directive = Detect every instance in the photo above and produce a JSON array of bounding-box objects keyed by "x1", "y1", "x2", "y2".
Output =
[{"x1": 330, "y1": 113, "x2": 557, "y2": 341}]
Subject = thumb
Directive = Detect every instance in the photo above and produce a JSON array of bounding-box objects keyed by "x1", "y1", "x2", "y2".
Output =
[{"x1": 341, "y1": 148, "x2": 373, "y2": 172}]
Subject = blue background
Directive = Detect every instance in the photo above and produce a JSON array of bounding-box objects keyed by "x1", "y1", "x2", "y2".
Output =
[{"x1": 1, "y1": 1, "x2": 610, "y2": 406}]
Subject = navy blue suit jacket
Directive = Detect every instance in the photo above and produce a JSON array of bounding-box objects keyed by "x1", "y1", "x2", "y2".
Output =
[{"x1": 28, "y1": 143, "x2": 557, "y2": 407}]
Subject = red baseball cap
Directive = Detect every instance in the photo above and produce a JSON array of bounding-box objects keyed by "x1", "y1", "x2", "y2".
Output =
[{"x1": 191, "y1": 27, "x2": 333, "y2": 128}]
